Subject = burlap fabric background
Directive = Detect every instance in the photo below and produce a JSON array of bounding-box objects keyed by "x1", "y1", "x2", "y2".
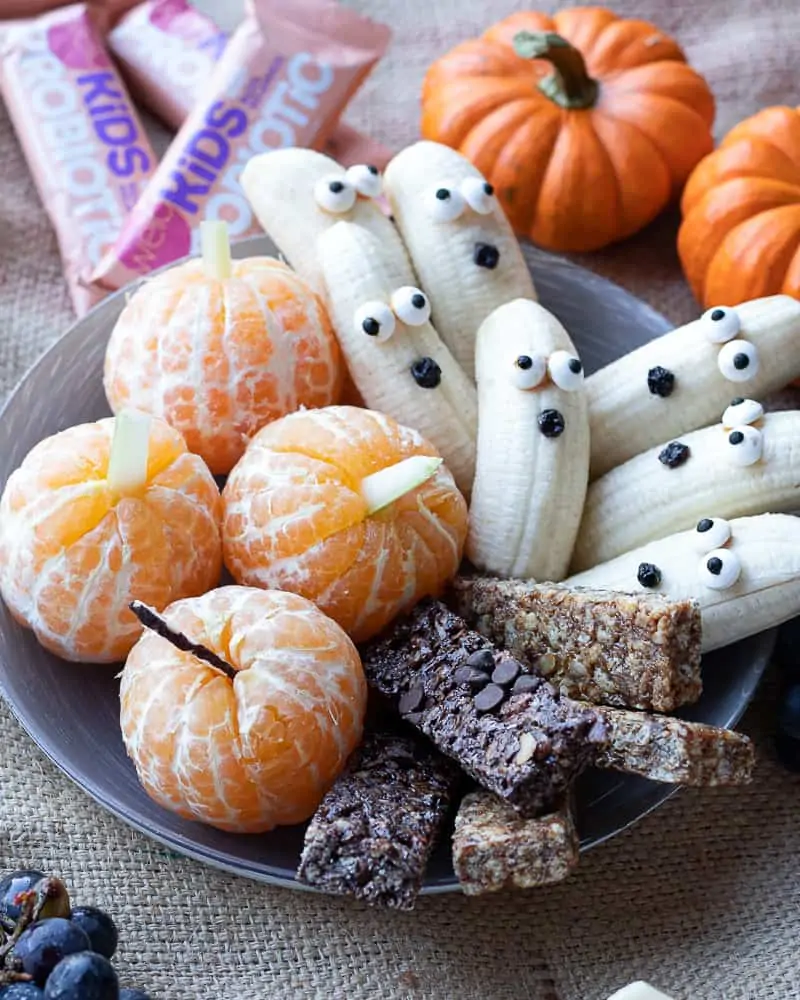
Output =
[{"x1": 1, "y1": 1, "x2": 799, "y2": 997}]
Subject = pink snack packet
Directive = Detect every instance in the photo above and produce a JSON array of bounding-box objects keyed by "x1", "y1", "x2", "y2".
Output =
[
  {"x1": 0, "y1": 3, "x2": 156, "y2": 314},
  {"x1": 90, "y1": 0, "x2": 391, "y2": 293},
  {"x1": 108, "y1": 0, "x2": 393, "y2": 168}
]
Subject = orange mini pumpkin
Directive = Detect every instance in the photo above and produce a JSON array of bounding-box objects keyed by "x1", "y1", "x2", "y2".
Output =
[
  {"x1": 679, "y1": 105, "x2": 800, "y2": 307},
  {"x1": 421, "y1": 7, "x2": 715, "y2": 252}
]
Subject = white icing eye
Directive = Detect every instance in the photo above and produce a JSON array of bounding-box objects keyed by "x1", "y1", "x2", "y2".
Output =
[
  {"x1": 694, "y1": 517, "x2": 732, "y2": 550},
  {"x1": 460, "y1": 176, "x2": 496, "y2": 215},
  {"x1": 722, "y1": 397, "x2": 764, "y2": 428},
  {"x1": 353, "y1": 300, "x2": 395, "y2": 343},
  {"x1": 313, "y1": 175, "x2": 357, "y2": 214},
  {"x1": 548, "y1": 351, "x2": 584, "y2": 391},
  {"x1": 701, "y1": 306, "x2": 741, "y2": 343},
  {"x1": 510, "y1": 354, "x2": 547, "y2": 390},
  {"x1": 345, "y1": 163, "x2": 382, "y2": 198},
  {"x1": 426, "y1": 185, "x2": 466, "y2": 222},
  {"x1": 726, "y1": 425, "x2": 763, "y2": 466},
  {"x1": 698, "y1": 548, "x2": 741, "y2": 590},
  {"x1": 391, "y1": 287, "x2": 431, "y2": 326},
  {"x1": 718, "y1": 339, "x2": 760, "y2": 382}
]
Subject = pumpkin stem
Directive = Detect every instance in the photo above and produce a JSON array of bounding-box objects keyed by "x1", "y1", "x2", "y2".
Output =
[{"x1": 513, "y1": 30, "x2": 599, "y2": 110}]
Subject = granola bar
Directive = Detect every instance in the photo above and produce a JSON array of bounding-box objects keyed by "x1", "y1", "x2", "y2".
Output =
[
  {"x1": 583, "y1": 703, "x2": 755, "y2": 785},
  {"x1": 360, "y1": 599, "x2": 608, "y2": 817},
  {"x1": 450, "y1": 576, "x2": 702, "y2": 713},
  {"x1": 452, "y1": 792, "x2": 579, "y2": 895},
  {"x1": 296, "y1": 731, "x2": 458, "y2": 910}
]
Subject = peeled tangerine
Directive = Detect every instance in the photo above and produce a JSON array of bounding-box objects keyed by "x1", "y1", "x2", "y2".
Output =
[
  {"x1": 103, "y1": 221, "x2": 343, "y2": 476},
  {"x1": 222, "y1": 406, "x2": 469, "y2": 643},
  {"x1": 120, "y1": 586, "x2": 367, "y2": 832},
  {"x1": 0, "y1": 412, "x2": 222, "y2": 663}
]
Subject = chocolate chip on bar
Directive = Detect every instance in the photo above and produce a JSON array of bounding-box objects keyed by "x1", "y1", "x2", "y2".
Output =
[
  {"x1": 360, "y1": 599, "x2": 608, "y2": 817},
  {"x1": 583, "y1": 702, "x2": 755, "y2": 786},
  {"x1": 296, "y1": 731, "x2": 458, "y2": 910},
  {"x1": 452, "y1": 792, "x2": 579, "y2": 896},
  {"x1": 450, "y1": 576, "x2": 702, "y2": 713}
]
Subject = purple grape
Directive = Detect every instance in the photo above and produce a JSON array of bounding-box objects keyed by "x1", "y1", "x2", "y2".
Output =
[
  {"x1": 0, "y1": 871, "x2": 45, "y2": 924},
  {"x1": 43, "y1": 952, "x2": 118, "y2": 1000},
  {"x1": 13, "y1": 919, "x2": 91, "y2": 986},
  {"x1": 119, "y1": 991, "x2": 151, "y2": 1000},
  {"x1": 69, "y1": 908, "x2": 117, "y2": 960},
  {"x1": 0, "y1": 985, "x2": 45, "y2": 998}
]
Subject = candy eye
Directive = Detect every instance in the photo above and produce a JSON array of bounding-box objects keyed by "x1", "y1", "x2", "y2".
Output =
[
  {"x1": 718, "y1": 339, "x2": 760, "y2": 382},
  {"x1": 460, "y1": 176, "x2": 496, "y2": 215},
  {"x1": 726, "y1": 425, "x2": 763, "y2": 466},
  {"x1": 426, "y1": 185, "x2": 465, "y2": 222},
  {"x1": 353, "y1": 301, "x2": 395, "y2": 343},
  {"x1": 699, "y1": 548, "x2": 741, "y2": 590},
  {"x1": 510, "y1": 354, "x2": 547, "y2": 390},
  {"x1": 722, "y1": 397, "x2": 764, "y2": 428},
  {"x1": 694, "y1": 516, "x2": 732, "y2": 550},
  {"x1": 548, "y1": 351, "x2": 584, "y2": 391},
  {"x1": 391, "y1": 287, "x2": 431, "y2": 326},
  {"x1": 344, "y1": 163, "x2": 382, "y2": 198},
  {"x1": 701, "y1": 306, "x2": 740, "y2": 344},
  {"x1": 313, "y1": 175, "x2": 357, "y2": 214}
]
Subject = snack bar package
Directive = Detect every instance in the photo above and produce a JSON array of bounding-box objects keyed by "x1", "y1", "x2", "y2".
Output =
[
  {"x1": 108, "y1": 0, "x2": 393, "y2": 166},
  {"x1": 90, "y1": 0, "x2": 391, "y2": 293},
  {"x1": 0, "y1": 3, "x2": 156, "y2": 314}
]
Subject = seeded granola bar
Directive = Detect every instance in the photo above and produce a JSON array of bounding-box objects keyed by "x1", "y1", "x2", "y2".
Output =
[
  {"x1": 296, "y1": 731, "x2": 458, "y2": 910},
  {"x1": 360, "y1": 599, "x2": 608, "y2": 817},
  {"x1": 450, "y1": 576, "x2": 702, "y2": 713},
  {"x1": 452, "y1": 792, "x2": 579, "y2": 895},
  {"x1": 583, "y1": 703, "x2": 755, "y2": 785}
]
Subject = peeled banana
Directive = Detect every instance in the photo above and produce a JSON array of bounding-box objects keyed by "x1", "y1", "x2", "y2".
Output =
[
  {"x1": 572, "y1": 404, "x2": 800, "y2": 571},
  {"x1": 317, "y1": 219, "x2": 477, "y2": 495},
  {"x1": 586, "y1": 295, "x2": 800, "y2": 479},
  {"x1": 566, "y1": 513, "x2": 800, "y2": 652},
  {"x1": 383, "y1": 141, "x2": 537, "y2": 380},
  {"x1": 466, "y1": 298, "x2": 589, "y2": 581},
  {"x1": 241, "y1": 147, "x2": 395, "y2": 293}
]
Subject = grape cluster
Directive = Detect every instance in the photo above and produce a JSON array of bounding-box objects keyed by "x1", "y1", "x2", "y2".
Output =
[{"x1": 0, "y1": 871, "x2": 151, "y2": 999}]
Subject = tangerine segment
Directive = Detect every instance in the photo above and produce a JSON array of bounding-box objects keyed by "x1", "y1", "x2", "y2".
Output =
[
  {"x1": 0, "y1": 417, "x2": 222, "y2": 663},
  {"x1": 103, "y1": 257, "x2": 343, "y2": 476},
  {"x1": 119, "y1": 586, "x2": 366, "y2": 833},
  {"x1": 222, "y1": 406, "x2": 469, "y2": 643}
]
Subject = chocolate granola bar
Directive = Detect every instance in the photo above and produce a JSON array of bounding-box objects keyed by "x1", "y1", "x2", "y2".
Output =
[
  {"x1": 360, "y1": 599, "x2": 608, "y2": 817},
  {"x1": 583, "y1": 703, "x2": 755, "y2": 785},
  {"x1": 450, "y1": 576, "x2": 702, "y2": 713},
  {"x1": 452, "y1": 792, "x2": 579, "y2": 895},
  {"x1": 296, "y1": 731, "x2": 458, "y2": 910}
]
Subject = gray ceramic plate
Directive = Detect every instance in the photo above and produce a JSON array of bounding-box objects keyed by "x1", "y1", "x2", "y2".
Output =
[{"x1": 0, "y1": 237, "x2": 774, "y2": 893}]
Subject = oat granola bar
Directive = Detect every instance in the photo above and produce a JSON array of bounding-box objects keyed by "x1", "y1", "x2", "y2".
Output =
[
  {"x1": 583, "y1": 703, "x2": 755, "y2": 785},
  {"x1": 296, "y1": 731, "x2": 458, "y2": 910},
  {"x1": 361, "y1": 599, "x2": 608, "y2": 817},
  {"x1": 450, "y1": 576, "x2": 702, "y2": 713},
  {"x1": 452, "y1": 792, "x2": 579, "y2": 895}
]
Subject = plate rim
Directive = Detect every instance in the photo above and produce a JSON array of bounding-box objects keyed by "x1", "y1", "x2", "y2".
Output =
[{"x1": 0, "y1": 236, "x2": 775, "y2": 895}]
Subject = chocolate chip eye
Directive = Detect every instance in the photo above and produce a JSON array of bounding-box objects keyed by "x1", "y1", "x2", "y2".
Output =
[
  {"x1": 647, "y1": 366, "x2": 675, "y2": 397},
  {"x1": 460, "y1": 175, "x2": 496, "y2": 214},
  {"x1": 548, "y1": 350, "x2": 584, "y2": 391},
  {"x1": 391, "y1": 286, "x2": 431, "y2": 326},
  {"x1": 510, "y1": 354, "x2": 547, "y2": 390},
  {"x1": 718, "y1": 339, "x2": 759, "y2": 382},
  {"x1": 410, "y1": 357, "x2": 441, "y2": 388},
  {"x1": 353, "y1": 300, "x2": 395, "y2": 343},
  {"x1": 637, "y1": 562, "x2": 662, "y2": 588},
  {"x1": 694, "y1": 517, "x2": 732, "y2": 549},
  {"x1": 658, "y1": 441, "x2": 690, "y2": 468},
  {"x1": 427, "y1": 185, "x2": 465, "y2": 222},
  {"x1": 726, "y1": 425, "x2": 763, "y2": 466},
  {"x1": 313, "y1": 174, "x2": 357, "y2": 214},
  {"x1": 722, "y1": 397, "x2": 763, "y2": 428},
  {"x1": 344, "y1": 163, "x2": 382, "y2": 198},
  {"x1": 474, "y1": 242, "x2": 500, "y2": 269},
  {"x1": 700, "y1": 305, "x2": 740, "y2": 343},
  {"x1": 698, "y1": 548, "x2": 741, "y2": 590}
]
